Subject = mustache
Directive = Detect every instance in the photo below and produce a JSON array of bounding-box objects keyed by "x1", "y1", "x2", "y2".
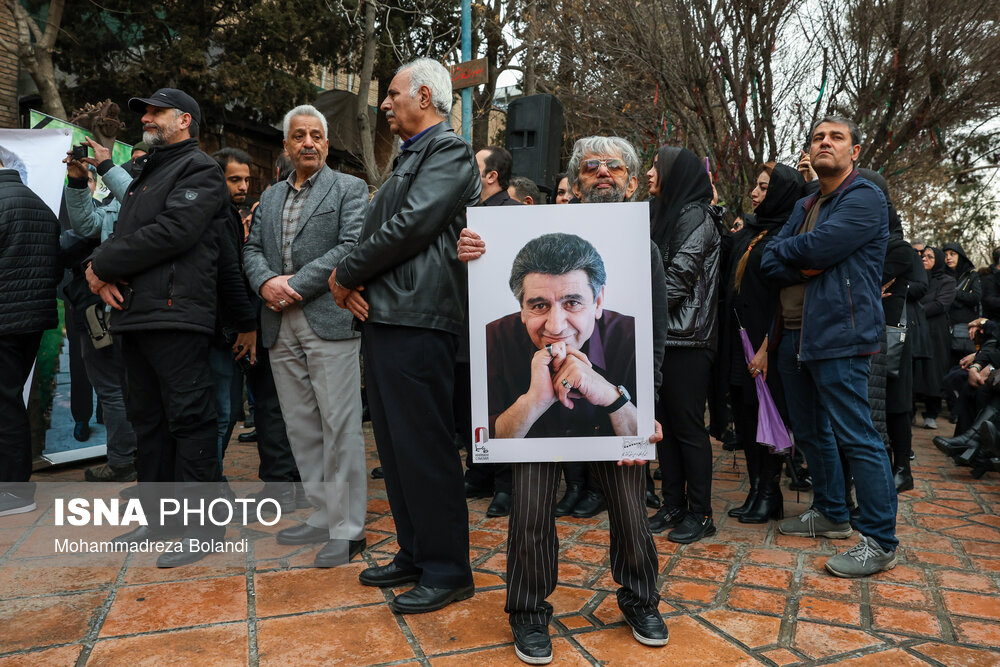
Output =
[{"x1": 385, "y1": 111, "x2": 395, "y2": 119}]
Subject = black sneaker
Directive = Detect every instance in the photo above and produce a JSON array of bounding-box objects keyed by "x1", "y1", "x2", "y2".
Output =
[
  {"x1": 622, "y1": 607, "x2": 669, "y2": 646},
  {"x1": 511, "y1": 623, "x2": 552, "y2": 665},
  {"x1": 667, "y1": 513, "x2": 716, "y2": 544},
  {"x1": 648, "y1": 505, "x2": 685, "y2": 534},
  {"x1": 0, "y1": 491, "x2": 36, "y2": 517}
]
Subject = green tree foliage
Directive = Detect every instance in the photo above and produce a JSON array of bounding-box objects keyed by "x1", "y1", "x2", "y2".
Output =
[{"x1": 56, "y1": 0, "x2": 355, "y2": 138}]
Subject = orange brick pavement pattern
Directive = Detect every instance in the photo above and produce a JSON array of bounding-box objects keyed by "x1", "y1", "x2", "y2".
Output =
[{"x1": 1, "y1": 424, "x2": 998, "y2": 666}]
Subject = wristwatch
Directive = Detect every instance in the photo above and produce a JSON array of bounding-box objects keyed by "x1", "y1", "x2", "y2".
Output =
[{"x1": 602, "y1": 385, "x2": 631, "y2": 413}]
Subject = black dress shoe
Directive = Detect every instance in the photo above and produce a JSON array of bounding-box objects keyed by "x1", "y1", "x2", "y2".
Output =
[
  {"x1": 276, "y1": 523, "x2": 329, "y2": 545},
  {"x1": 390, "y1": 582, "x2": 475, "y2": 614},
  {"x1": 465, "y1": 480, "x2": 493, "y2": 499},
  {"x1": 571, "y1": 490, "x2": 606, "y2": 518},
  {"x1": 667, "y1": 513, "x2": 716, "y2": 544},
  {"x1": 645, "y1": 488, "x2": 662, "y2": 510},
  {"x1": 156, "y1": 538, "x2": 216, "y2": 568},
  {"x1": 371, "y1": 467, "x2": 385, "y2": 479},
  {"x1": 314, "y1": 538, "x2": 367, "y2": 567},
  {"x1": 359, "y1": 561, "x2": 422, "y2": 587},
  {"x1": 554, "y1": 483, "x2": 584, "y2": 516},
  {"x1": 74, "y1": 421, "x2": 91, "y2": 442},
  {"x1": 248, "y1": 485, "x2": 297, "y2": 514},
  {"x1": 237, "y1": 430, "x2": 257, "y2": 443},
  {"x1": 622, "y1": 607, "x2": 669, "y2": 646},
  {"x1": 112, "y1": 524, "x2": 184, "y2": 544},
  {"x1": 511, "y1": 623, "x2": 552, "y2": 664},
  {"x1": 648, "y1": 505, "x2": 685, "y2": 534},
  {"x1": 486, "y1": 491, "x2": 512, "y2": 517}
]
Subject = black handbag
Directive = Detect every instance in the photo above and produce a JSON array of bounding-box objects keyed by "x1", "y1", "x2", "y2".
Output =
[
  {"x1": 886, "y1": 286, "x2": 907, "y2": 379},
  {"x1": 950, "y1": 322, "x2": 977, "y2": 354}
]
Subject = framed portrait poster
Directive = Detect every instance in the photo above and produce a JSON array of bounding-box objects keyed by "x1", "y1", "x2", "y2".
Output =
[{"x1": 467, "y1": 201, "x2": 656, "y2": 463}]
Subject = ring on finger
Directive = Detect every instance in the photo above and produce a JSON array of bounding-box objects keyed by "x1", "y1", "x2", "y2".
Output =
[
  {"x1": 561, "y1": 379, "x2": 571, "y2": 389},
  {"x1": 545, "y1": 344, "x2": 553, "y2": 355}
]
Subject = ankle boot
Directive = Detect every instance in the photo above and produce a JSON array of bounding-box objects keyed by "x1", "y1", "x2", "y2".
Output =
[
  {"x1": 739, "y1": 478, "x2": 783, "y2": 523},
  {"x1": 728, "y1": 470, "x2": 759, "y2": 518},
  {"x1": 934, "y1": 404, "x2": 998, "y2": 455},
  {"x1": 893, "y1": 463, "x2": 914, "y2": 492},
  {"x1": 555, "y1": 483, "x2": 584, "y2": 517}
]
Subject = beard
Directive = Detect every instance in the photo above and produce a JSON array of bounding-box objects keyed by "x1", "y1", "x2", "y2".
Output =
[
  {"x1": 581, "y1": 181, "x2": 626, "y2": 203},
  {"x1": 143, "y1": 128, "x2": 165, "y2": 147}
]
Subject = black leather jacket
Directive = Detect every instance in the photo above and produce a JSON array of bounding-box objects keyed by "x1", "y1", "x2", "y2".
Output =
[
  {"x1": 337, "y1": 122, "x2": 481, "y2": 335},
  {"x1": 661, "y1": 203, "x2": 722, "y2": 349}
]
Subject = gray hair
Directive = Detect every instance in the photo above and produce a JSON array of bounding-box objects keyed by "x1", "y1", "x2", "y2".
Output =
[
  {"x1": 509, "y1": 233, "x2": 607, "y2": 304},
  {"x1": 398, "y1": 58, "x2": 453, "y2": 116},
  {"x1": 509, "y1": 176, "x2": 541, "y2": 204},
  {"x1": 282, "y1": 104, "x2": 328, "y2": 139},
  {"x1": 811, "y1": 115, "x2": 861, "y2": 147},
  {"x1": 566, "y1": 136, "x2": 641, "y2": 200},
  {"x1": 0, "y1": 145, "x2": 27, "y2": 184}
]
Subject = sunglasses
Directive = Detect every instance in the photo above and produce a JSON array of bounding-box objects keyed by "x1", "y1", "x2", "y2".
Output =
[{"x1": 581, "y1": 158, "x2": 627, "y2": 175}]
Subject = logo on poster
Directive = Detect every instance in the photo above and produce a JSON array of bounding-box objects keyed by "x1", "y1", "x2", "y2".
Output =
[{"x1": 473, "y1": 426, "x2": 490, "y2": 462}]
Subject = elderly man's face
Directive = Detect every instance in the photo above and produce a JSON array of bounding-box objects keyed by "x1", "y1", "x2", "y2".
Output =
[
  {"x1": 284, "y1": 114, "x2": 328, "y2": 175},
  {"x1": 381, "y1": 68, "x2": 426, "y2": 141},
  {"x1": 520, "y1": 270, "x2": 604, "y2": 351},
  {"x1": 573, "y1": 151, "x2": 638, "y2": 203},
  {"x1": 141, "y1": 105, "x2": 188, "y2": 146}
]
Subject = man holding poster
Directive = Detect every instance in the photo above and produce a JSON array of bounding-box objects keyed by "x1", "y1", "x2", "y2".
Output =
[{"x1": 459, "y1": 136, "x2": 668, "y2": 664}]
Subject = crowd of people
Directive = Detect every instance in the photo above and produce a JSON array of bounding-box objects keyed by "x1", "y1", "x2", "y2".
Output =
[{"x1": 1, "y1": 56, "x2": 996, "y2": 664}]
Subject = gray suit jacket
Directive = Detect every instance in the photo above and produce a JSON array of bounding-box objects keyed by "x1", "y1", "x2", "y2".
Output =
[{"x1": 243, "y1": 165, "x2": 368, "y2": 348}]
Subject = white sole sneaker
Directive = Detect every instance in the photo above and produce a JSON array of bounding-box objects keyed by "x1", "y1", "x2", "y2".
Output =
[
  {"x1": 0, "y1": 501, "x2": 36, "y2": 517},
  {"x1": 825, "y1": 553, "x2": 897, "y2": 578},
  {"x1": 631, "y1": 626, "x2": 670, "y2": 646},
  {"x1": 514, "y1": 646, "x2": 552, "y2": 665}
]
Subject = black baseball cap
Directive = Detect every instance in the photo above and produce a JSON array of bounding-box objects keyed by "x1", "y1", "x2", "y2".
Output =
[{"x1": 128, "y1": 88, "x2": 201, "y2": 124}]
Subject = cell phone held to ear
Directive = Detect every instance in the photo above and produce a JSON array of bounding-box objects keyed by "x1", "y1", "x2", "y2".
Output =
[{"x1": 118, "y1": 285, "x2": 135, "y2": 311}]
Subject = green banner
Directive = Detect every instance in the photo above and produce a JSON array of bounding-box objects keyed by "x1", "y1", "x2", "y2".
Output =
[{"x1": 29, "y1": 110, "x2": 133, "y2": 165}]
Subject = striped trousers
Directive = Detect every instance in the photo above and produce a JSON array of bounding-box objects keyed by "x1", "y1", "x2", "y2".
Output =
[{"x1": 505, "y1": 461, "x2": 660, "y2": 625}]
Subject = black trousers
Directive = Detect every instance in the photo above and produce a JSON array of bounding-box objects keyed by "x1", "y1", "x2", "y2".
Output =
[
  {"x1": 64, "y1": 306, "x2": 94, "y2": 423},
  {"x1": 657, "y1": 347, "x2": 715, "y2": 515},
  {"x1": 120, "y1": 331, "x2": 220, "y2": 484},
  {"x1": 247, "y1": 342, "x2": 300, "y2": 483},
  {"x1": 506, "y1": 461, "x2": 660, "y2": 625},
  {"x1": 456, "y1": 360, "x2": 512, "y2": 493},
  {"x1": 363, "y1": 323, "x2": 472, "y2": 588},
  {"x1": 0, "y1": 331, "x2": 43, "y2": 501}
]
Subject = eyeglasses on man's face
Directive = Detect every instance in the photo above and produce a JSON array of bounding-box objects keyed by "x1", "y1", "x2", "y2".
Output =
[{"x1": 581, "y1": 158, "x2": 627, "y2": 175}]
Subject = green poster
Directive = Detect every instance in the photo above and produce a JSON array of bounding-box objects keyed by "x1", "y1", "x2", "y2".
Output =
[{"x1": 29, "y1": 110, "x2": 132, "y2": 164}]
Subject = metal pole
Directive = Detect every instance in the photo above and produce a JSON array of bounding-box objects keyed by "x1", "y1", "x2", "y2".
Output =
[{"x1": 461, "y1": 0, "x2": 472, "y2": 142}]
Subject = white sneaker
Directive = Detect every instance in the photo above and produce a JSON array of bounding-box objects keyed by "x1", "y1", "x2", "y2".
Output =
[{"x1": 922, "y1": 417, "x2": 938, "y2": 430}]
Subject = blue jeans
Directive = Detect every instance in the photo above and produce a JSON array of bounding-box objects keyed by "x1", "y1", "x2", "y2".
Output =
[
  {"x1": 208, "y1": 345, "x2": 236, "y2": 469},
  {"x1": 777, "y1": 330, "x2": 898, "y2": 551}
]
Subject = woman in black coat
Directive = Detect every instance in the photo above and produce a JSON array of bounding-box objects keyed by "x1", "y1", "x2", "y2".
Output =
[
  {"x1": 720, "y1": 163, "x2": 803, "y2": 523},
  {"x1": 914, "y1": 247, "x2": 957, "y2": 429},
  {"x1": 944, "y1": 242, "x2": 982, "y2": 367}
]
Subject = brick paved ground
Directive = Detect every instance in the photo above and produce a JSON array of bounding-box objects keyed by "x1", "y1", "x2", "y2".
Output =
[{"x1": 1, "y1": 423, "x2": 998, "y2": 666}]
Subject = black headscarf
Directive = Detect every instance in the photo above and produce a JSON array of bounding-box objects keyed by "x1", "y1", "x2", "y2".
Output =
[
  {"x1": 942, "y1": 242, "x2": 975, "y2": 279},
  {"x1": 926, "y1": 247, "x2": 946, "y2": 278},
  {"x1": 744, "y1": 163, "x2": 804, "y2": 233},
  {"x1": 650, "y1": 146, "x2": 713, "y2": 252}
]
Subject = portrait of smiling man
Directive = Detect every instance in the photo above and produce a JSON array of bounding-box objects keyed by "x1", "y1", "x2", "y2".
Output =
[{"x1": 486, "y1": 232, "x2": 638, "y2": 440}]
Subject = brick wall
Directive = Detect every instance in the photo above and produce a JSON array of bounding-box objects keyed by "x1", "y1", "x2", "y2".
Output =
[{"x1": 0, "y1": 4, "x2": 18, "y2": 128}]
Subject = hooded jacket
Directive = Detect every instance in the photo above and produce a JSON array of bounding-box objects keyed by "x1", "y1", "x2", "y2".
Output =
[
  {"x1": 942, "y1": 242, "x2": 981, "y2": 325},
  {"x1": 88, "y1": 138, "x2": 227, "y2": 335},
  {"x1": 650, "y1": 146, "x2": 721, "y2": 348},
  {"x1": 760, "y1": 170, "x2": 888, "y2": 362}
]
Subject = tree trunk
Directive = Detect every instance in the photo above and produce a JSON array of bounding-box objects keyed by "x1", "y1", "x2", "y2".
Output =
[
  {"x1": 1, "y1": 0, "x2": 67, "y2": 120},
  {"x1": 355, "y1": 0, "x2": 388, "y2": 187}
]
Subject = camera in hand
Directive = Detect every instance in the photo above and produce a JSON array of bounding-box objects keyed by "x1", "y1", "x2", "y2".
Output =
[{"x1": 71, "y1": 144, "x2": 89, "y2": 161}]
